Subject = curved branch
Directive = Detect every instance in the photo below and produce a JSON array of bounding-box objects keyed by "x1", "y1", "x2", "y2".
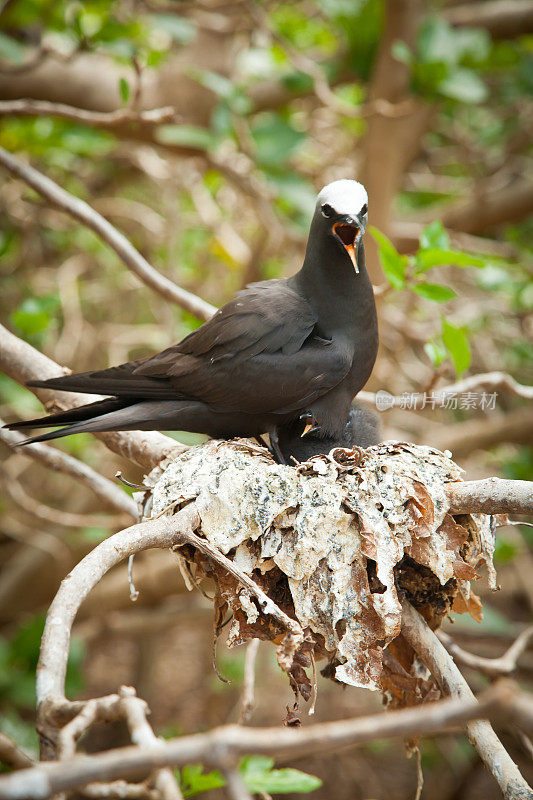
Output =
[
  {"x1": 358, "y1": 371, "x2": 533, "y2": 407},
  {"x1": 401, "y1": 601, "x2": 531, "y2": 800},
  {"x1": 0, "y1": 323, "x2": 184, "y2": 471},
  {"x1": 445, "y1": 478, "x2": 533, "y2": 516},
  {"x1": 438, "y1": 627, "x2": 533, "y2": 679},
  {"x1": 37, "y1": 506, "x2": 201, "y2": 713},
  {"x1": 0, "y1": 146, "x2": 216, "y2": 321}
]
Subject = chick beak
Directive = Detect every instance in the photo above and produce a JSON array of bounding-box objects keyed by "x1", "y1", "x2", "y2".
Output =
[{"x1": 301, "y1": 421, "x2": 315, "y2": 437}]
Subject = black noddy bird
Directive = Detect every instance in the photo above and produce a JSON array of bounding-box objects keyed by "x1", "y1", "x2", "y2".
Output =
[
  {"x1": 6, "y1": 180, "x2": 378, "y2": 461},
  {"x1": 278, "y1": 401, "x2": 381, "y2": 463}
]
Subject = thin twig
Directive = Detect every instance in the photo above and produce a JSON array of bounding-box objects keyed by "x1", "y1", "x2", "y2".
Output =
[
  {"x1": 239, "y1": 639, "x2": 259, "y2": 724},
  {"x1": 401, "y1": 600, "x2": 532, "y2": 800},
  {"x1": 358, "y1": 371, "x2": 533, "y2": 407},
  {"x1": 0, "y1": 146, "x2": 215, "y2": 320},
  {"x1": 0, "y1": 733, "x2": 33, "y2": 770},
  {"x1": 0, "y1": 420, "x2": 138, "y2": 519},
  {"x1": 223, "y1": 769, "x2": 253, "y2": 800},
  {"x1": 0, "y1": 99, "x2": 179, "y2": 128},
  {"x1": 438, "y1": 627, "x2": 533, "y2": 679}
]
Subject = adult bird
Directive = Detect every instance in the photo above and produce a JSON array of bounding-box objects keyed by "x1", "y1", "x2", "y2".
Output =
[
  {"x1": 7, "y1": 179, "x2": 378, "y2": 461},
  {"x1": 278, "y1": 401, "x2": 381, "y2": 463}
]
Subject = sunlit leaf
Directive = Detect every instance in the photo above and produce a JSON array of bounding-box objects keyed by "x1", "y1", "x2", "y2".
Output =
[
  {"x1": 419, "y1": 220, "x2": 450, "y2": 251},
  {"x1": 118, "y1": 77, "x2": 130, "y2": 104},
  {"x1": 416, "y1": 249, "x2": 487, "y2": 271},
  {"x1": 439, "y1": 67, "x2": 488, "y2": 103},
  {"x1": 413, "y1": 282, "x2": 456, "y2": 302},
  {"x1": 239, "y1": 755, "x2": 322, "y2": 794},
  {"x1": 179, "y1": 764, "x2": 225, "y2": 797},
  {"x1": 442, "y1": 318, "x2": 471, "y2": 376},
  {"x1": 369, "y1": 227, "x2": 407, "y2": 289},
  {"x1": 156, "y1": 125, "x2": 215, "y2": 150}
]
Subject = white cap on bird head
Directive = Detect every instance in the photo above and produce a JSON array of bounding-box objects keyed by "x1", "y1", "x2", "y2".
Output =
[{"x1": 317, "y1": 179, "x2": 368, "y2": 218}]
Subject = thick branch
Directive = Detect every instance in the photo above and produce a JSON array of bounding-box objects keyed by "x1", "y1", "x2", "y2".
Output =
[
  {"x1": 0, "y1": 685, "x2": 525, "y2": 800},
  {"x1": 0, "y1": 146, "x2": 215, "y2": 320},
  {"x1": 445, "y1": 478, "x2": 533, "y2": 516},
  {"x1": 433, "y1": 407, "x2": 533, "y2": 460},
  {"x1": 401, "y1": 601, "x2": 532, "y2": 800},
  {"x1": 0, "y1": 323, "x2": 184, "y2": 471},
  {"x1": 440, "y1": 177, "x2": 533, "y2": 235},
  {"x1": 447, "y1": 1, "x2": 533, "y2": 39}
]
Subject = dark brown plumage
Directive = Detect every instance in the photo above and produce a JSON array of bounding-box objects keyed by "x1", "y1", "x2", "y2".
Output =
[
  {"x1": 278, "y1": 401, "x2": 382, "y2": 463},
  {"x1": 7, "y1": 180, "x2": 378, "y2": 456}
]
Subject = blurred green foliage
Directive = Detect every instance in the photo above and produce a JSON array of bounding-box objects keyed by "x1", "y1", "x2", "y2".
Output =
[
  {"x1": 178, "y1": 755, "x2": 322, "y2": 797},
  {"x1": 0, "y1": 615, "x2": 85, "y2": 764}
]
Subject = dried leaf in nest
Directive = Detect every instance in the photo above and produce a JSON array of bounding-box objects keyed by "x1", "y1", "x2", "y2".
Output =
[{"x1": 147, "y1": 439, "x2": 495, "y2": 703}]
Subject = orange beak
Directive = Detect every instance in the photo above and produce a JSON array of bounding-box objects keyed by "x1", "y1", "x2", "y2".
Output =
[{"x1": 333, "y1": 222, "x2": 359, "y2": 272}]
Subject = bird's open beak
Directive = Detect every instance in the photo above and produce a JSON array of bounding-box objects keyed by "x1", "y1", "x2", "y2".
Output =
[{"x1": 333, "y1": 217, "x2": 364, "y2": 273}]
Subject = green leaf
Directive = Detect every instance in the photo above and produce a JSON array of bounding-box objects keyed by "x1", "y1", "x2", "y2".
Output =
[
  {"x1": 239, "y1": 755, "x2": 322, "y2": 794},
  {"x1": 413, "y1": 282, "x2": 456, "y2": 302},
  {"x1": 417, "y1": 18, "x2": 457, "y2": 65},
  {"x1": 179, "y1": 764, "x2": 225, "y2": 797},
  {"x1": 10, "y1": 295, "x2": 60, "y2": 338},
  {"x1": 156, "y1": 125, "x2": 215, "y2": 150},
  {"x1": 416, "y1": 248, "x2": 487, "y2": 272},
  {"x1": 439, "y1": 67, "x2": 488, "y2": 103},
  {"x1": 368, "y1": 226, "x2": 407, "y2": 289},
  {"x1": 424, "y1": 340, "x2": 447, "y2": 368},
  {"x1": 0, "y1": 32, "x2": 26, "y2": 64},
  {"x1": 392, "y1": 39, "x2": 412, "y2": 65},
  {"x1": 152, "y1": 14, "x2": 196, "y2": 43},
  {"x1": 118, "y1": 77, "x2": 130, "y2": 104},
  {"x1": 251, "y1": 113, "x2": 305, "y2": 168},
  {"x1": 419, "y1": 220, "x2": 450, "y2": 251},
  {"x1": 442, "y1": 318, "x2": 471, "y2": 376}
]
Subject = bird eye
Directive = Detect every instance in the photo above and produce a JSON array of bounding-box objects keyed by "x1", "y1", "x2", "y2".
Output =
[
  {"x1": 321, "y1": 203, "x2": 334, "y2": 218},
  {"x1": 361, "y1": 203, "x2": 368, "y2": 216}
]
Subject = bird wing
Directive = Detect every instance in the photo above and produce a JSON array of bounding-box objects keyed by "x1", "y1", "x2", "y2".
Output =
[
  {"x1": 27, "y1": 281, "x2": 352, "y2": 415},
  {"x1": 134, "y1": 280, "x2": 352, "y2": 414}
]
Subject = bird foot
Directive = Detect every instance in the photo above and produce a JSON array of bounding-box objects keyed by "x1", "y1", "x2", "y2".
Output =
[{"x1": 299, "y1": 412, "x2": 321, "y2": 438}]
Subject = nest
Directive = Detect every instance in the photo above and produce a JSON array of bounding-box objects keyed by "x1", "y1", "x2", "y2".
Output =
[{"x1": 142, "y1": 440, "x2": 495, "y2": 708}]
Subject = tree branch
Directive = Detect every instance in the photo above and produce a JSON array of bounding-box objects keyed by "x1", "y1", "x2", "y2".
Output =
[
  {"x1": 0, "y1": 146, "x2": 216, "y2": 321},
  {"x1": 438, "y1": 627, "x2": 533, "y2": 679},
  {"x1": 0, "y1": 684, "x2": 526, "y2": 800},
  {"x1": 433, "y1": 407, "x2": 533, "y2": 460},
  {"x1": 0, "y1": 733, "x2": 33, "y2": 771},
  {"x1": 401, "y1": 601, "x2": 532, "y2": 800},
  {"x1": 358, "y1": 371, "x2": 533, "y2": 406},
  {"x1": 445, "y1": 478, "x2": 533, "y2": 516},
  {"x1": 0, "y1": 98, "x2": 179, "y2": 129},
  {"x1": 0, "y1": 323, "x2": 184, "y2": 471},
  {"x1": 447, "y1": 0, "x2": 533, "y2": 39},
  {"x1": 440, "y1": 177, "x2": 533, "y2": 236},
  {"x1": 0, "y1": 420, "x2": 137, "y2": 519}
]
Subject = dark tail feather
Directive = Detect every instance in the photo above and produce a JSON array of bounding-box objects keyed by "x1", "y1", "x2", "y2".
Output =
[
  {"x1": 5, "y1": 398, "x2": 131, "y2": 430},
  {"x1": 15, "y1": 400, "x2": 198, "y2": 445},
  {"x1": 26, "y1": 364, "x2": 176, "y2": 399}
]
